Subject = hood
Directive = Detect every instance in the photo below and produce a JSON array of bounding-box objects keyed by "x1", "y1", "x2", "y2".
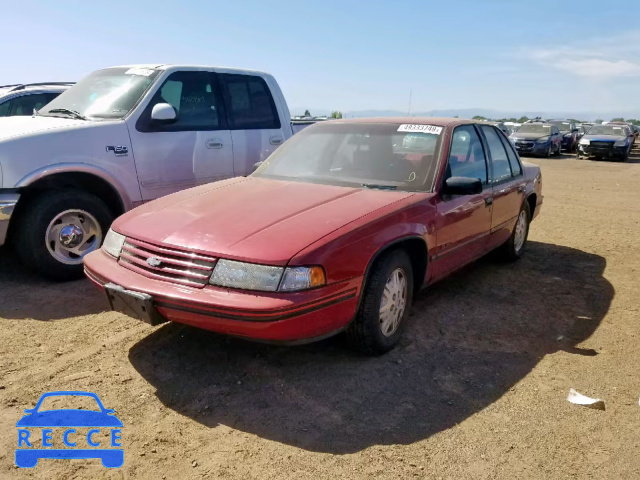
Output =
[
  {"x1": 582, "y1": 134, "x2": 626, "y2": 142},
  {"x1": 114, "y1": 177, "x2": 416, "y2": 264},
  {"x1": 510, "y1": 132, "x2": 548, "y2": 141},
  {"x1": 0, "y1": 115, "x2": 87, "y2": 142}
]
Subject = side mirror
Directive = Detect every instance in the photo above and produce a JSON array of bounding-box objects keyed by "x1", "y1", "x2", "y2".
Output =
[
  {"x1": 443, "y1": 176, "x2": 483, "y2": 196},
  {"x1": 572, "y1": 128, "x2": 579, "y2": 133},
  {"x1": 151, "y1": 103, "x2": 177, "y2": 123}
]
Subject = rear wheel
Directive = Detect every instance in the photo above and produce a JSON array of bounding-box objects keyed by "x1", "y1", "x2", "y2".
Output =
[
  {"x1": 14, "y1": 190, "x2": 113, "y2": 281},
  {"x1": 347, "y1": 250, "x2": 413, "y2": 355}
]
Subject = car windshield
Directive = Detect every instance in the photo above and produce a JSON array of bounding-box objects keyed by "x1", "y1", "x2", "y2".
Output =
[
  {"x1": 37, "y1": 395, "x2": 102, "y2": 412},
  {"x1": 39, "y1": 67, "x2": 161, "y2": 120},
  {"x1": 516, "y1": 124, "x2": 551, "y2": 134},
  {"x1": 252, "y1": 122, "x2": 444, "y2": 191},
  {"x1": 549, "y1": 121, "x2": 572, "y2": 132},
  {"x1": 587, "y1": 125, "x2": 626, "y2": 136}
]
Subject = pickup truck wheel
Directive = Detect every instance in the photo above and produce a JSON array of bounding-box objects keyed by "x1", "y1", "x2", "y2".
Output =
[
  {"x1": 497, "y1": 201, "x2": 531, "y2": 262},
  {"x1": 346, "y1": 250, "x2": 413, "y2": 355},
  {"x1": 14, "y1": 190, "x2": 113, "y2": 281}
]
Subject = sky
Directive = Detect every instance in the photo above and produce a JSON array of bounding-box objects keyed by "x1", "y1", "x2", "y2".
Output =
[{"x1": 2, "y1": 0, "x2": 639, "y2": 116}]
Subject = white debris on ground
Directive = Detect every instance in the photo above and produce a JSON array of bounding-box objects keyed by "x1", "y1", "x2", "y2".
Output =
[{"x1": 567, "y1": 388, "x2": 605, "y2": 411}]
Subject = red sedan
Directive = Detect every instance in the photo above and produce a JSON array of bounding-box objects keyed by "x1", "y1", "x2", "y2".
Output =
[{"x1": 84, "y1": 118, "x2": 543, "y2": 355}]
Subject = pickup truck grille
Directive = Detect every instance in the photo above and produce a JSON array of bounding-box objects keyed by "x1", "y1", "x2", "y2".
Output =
[{"x1": 119, "y1": 238, "x2": 217, "y2": 288}]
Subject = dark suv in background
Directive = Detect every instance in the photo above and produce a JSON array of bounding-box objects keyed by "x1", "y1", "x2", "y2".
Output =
[{"x1": 547, "y1": 120, "x2": 578, "y2": 152}]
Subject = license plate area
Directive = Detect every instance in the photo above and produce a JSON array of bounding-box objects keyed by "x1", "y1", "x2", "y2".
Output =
[{"x1": 104, "y1": 283, "x2": 167, "y2": 326}]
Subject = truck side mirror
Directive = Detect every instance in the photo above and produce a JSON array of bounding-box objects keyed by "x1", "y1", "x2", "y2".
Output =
[{"x1": 151, "y1": 103, "x2": 177, "y2": 123}]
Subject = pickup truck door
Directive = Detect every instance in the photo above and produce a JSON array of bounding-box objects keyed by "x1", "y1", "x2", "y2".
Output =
[
  {"x1": 478, "y1": 125, "x2": 526, "y2": 249},
  {"x1": 432, "y1": 124, "x2": 493, "y2": 281},
  {"x1": 127, "y1": 70, "x2": 234, "y2": 202},
  {"x1": 218, "y1": 73, "x2": 289, "y2": 175}
]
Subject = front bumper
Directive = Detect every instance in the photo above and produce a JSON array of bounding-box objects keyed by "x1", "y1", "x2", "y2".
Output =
[
  {"x1": 0, "y1": 191, "x2": 20, "y2": 247},
  {"x1": 578, "y1": 144, "x2": 627, "y2": 159},
  {"x1": 83, "y1": 250, "x2": 360, "y2": 343},
  {"x1": 514, "y1": 141, "x2": 549, "y2": 156}
]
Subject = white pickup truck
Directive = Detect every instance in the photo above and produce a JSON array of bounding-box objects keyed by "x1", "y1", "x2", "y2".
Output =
[{"x1": 0, "y1": 64, "x2": 294, "y2": 280}]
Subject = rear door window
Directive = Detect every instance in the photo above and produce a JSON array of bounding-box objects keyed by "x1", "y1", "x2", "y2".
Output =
[
  {"x1": 480, "y1": 125, "x2": 512, "y2": 183},
  {"x1": 219, "y1": 74, "x2": 280, "y2": 130},
  {"x1": 499, "y1": 133, "x2": 522, "y2": 176},
  {"x1": 0, "y1": 100, "x2": 11, "y2": 116}
]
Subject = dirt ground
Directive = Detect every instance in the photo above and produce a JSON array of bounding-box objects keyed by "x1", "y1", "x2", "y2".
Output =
[{"x1": 1, "y1": 147, "x2": 639, "y2": 479}]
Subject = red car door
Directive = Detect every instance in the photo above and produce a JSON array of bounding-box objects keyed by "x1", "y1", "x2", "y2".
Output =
[
  {"x1": 478, "y1": 125, "x2": 526, "y2": 249},
  {"x1": 432, "y1": 125, "x2": 493, "y2": 282}
]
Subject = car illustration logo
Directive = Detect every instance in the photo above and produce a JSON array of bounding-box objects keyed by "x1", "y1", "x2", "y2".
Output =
[
  {"x1": 15, "y1": 391, "x2": 124, "y2": 468},
  {"x1": 147, "y1": 257, "x2": 162, "y2": 268}
]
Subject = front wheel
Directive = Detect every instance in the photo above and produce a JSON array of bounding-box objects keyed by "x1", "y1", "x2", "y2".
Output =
[
  {"x1": 497, "y1": 201, "x2": 531, "y2": 261},
  {"x1": 14, "y1": 190, "x2": 114, "y2": 281},
  {"x1": 347, "y1": 250, "x2": 414, "y2": 355}
]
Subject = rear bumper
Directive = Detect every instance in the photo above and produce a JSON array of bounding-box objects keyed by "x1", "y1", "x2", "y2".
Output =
[
  {"x1": 0, "y1": 192, "x2": 20, "y2": 247},
  {"x1": 83, "y1": 250, "x2": 360, "y2": 343}
]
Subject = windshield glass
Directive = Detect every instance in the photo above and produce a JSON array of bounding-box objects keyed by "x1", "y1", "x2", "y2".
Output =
[
  {"x1": 39, "y1": 67, "x2": 160, "y2": 120},
  {"x1": 587, "y1": 125, "x2": 626, "y2": 136},
  {"x1": 516, "y1": 124, "x2": 551, "y2": 134},
  {"x1": 252, "y1": 122, "x2": 444, "y2": 191},
  {"x1": 548, "y1": 121, "x2": 572, "y2": 132}
]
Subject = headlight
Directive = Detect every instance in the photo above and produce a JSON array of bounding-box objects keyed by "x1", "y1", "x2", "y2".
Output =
[
  {"x1": 579, "y1": 139, "x2": 590, "y2": 145},
  {"x1": 209, "y1": 260, "x2": 326, "y2": 292},
  {"x1": 102, "y1": 229, "x2": 126, "y2": 258},
  {"x1": 536, "y1": 137, "x2": 549, "y2": 144},
  {"x1": 614, "y1": 140, "x2": 627, "y2": 147}
]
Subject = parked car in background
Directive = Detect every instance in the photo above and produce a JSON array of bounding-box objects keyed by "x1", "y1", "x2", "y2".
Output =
[
  {"x1": 547, "y1": 120, "x2": 578, "y2": 152},
  {"x1": 482, "y1": 121, "x2": 510, "y2": 137},
  {"x1": 577, "y1": 124, "x2": 632, "y2": 161},
  {"x1": 576, "y1": 125, "x2": 588, "y2": 142},
  {"x1": 84, "y1": 117, "x2": 543, "y2": 355},
  {"x1": 0, "y1": 82, "x2": 72, "y2": 117},
  {"x1": 607, "y1": 121, "x2": 636, "y2": 146},
  {"x1": 509, "y1": 122, "x2": 561, "y2": 157},
  {"x1": 0, "y1": 64, "x2": 294, "y2": 280}
]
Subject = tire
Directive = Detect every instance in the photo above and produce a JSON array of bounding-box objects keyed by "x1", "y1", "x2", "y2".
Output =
[
  {"x1": 14, "y1": 189, "x2": 114, "y2": 281},
  {"x1": 346, "y1": 250, "x2": 414, "y2": 355},
  {"x1": 496, "y1": 201, "x2": 531, "y2": 262}
]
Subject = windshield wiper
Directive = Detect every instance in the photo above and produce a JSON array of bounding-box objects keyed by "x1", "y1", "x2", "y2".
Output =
[
  {"x1": 361, "y1": 183, "x2": 398, "y2": 190},
  {"x1": 46, "y1": 108, "x2": 88, "y2": 120}
]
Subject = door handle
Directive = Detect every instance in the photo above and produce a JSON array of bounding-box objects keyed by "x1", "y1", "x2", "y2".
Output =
[
  {"x1": 517, "y1": 184, "x2": 525, "y2": 193},
  {"x1": 484, "y1": 197, "x2": 493, "y2": 207},
  {"x1": 206, "y1": 139, "x2": 223, "y2": 149},
  {"x1": 269, "y1": 136, "x2": 283, "y2": 145}
]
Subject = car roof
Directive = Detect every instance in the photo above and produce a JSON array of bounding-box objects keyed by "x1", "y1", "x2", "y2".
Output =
[
  {"x1": 0, "y1": 82, "x2": 73, "y2": 97},
  {"x1": 323, "y1": 117, "x2": 477, "y2": 128},
  {"x1": 107, "y1": 63, "x2": 270, "y2": 76}
]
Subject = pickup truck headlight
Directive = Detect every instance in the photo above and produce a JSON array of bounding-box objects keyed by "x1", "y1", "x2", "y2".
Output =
[
  {"x1": 102, "y1": 229, "x2": 126, "y2": 258},
  {"x1": 614, "y1": 140, "x2": 627, "y2": 147},
  {"x1": 579, "y1": 139, "x2": 590, "y2": 145},
  {"x1": 536, "y1": 137, "x2": 549, "y2": 144},
  {"x1": 209, "y1": 260, "x2": 326, "y2": 292}
]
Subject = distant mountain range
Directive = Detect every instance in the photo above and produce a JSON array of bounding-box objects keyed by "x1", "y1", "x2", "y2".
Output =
[{"x1": 291, "y1": 107, "x2": 640, "y2": 122}]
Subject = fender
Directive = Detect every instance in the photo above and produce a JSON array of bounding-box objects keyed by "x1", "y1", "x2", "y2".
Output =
[{"x1": 16, "y1": 162, "x2": 133, "y2": 211}]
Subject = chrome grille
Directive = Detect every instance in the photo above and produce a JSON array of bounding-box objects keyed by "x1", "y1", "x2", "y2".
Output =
[{"x1": 119, "y1": 238, "x2": 216, "y2": 287}]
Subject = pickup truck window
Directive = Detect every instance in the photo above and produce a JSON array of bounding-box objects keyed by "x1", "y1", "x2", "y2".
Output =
[
  {"x1": 220, "y1": 74, "x2": 280, "y2": 130},
  {"x1": 149, "y1": 71, "x2": 222, "y2": 130},
  {"x1": 39, "y1": 67, "x2": 160, "y2": 120}
]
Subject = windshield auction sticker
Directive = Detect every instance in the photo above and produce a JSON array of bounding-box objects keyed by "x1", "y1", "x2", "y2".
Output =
[
  {"x1": 15, "y1": 391, "x2": 124, "y2": 468},
  {"x1": 397, "y1": 124, "x2": 443, "y2": 134}
]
